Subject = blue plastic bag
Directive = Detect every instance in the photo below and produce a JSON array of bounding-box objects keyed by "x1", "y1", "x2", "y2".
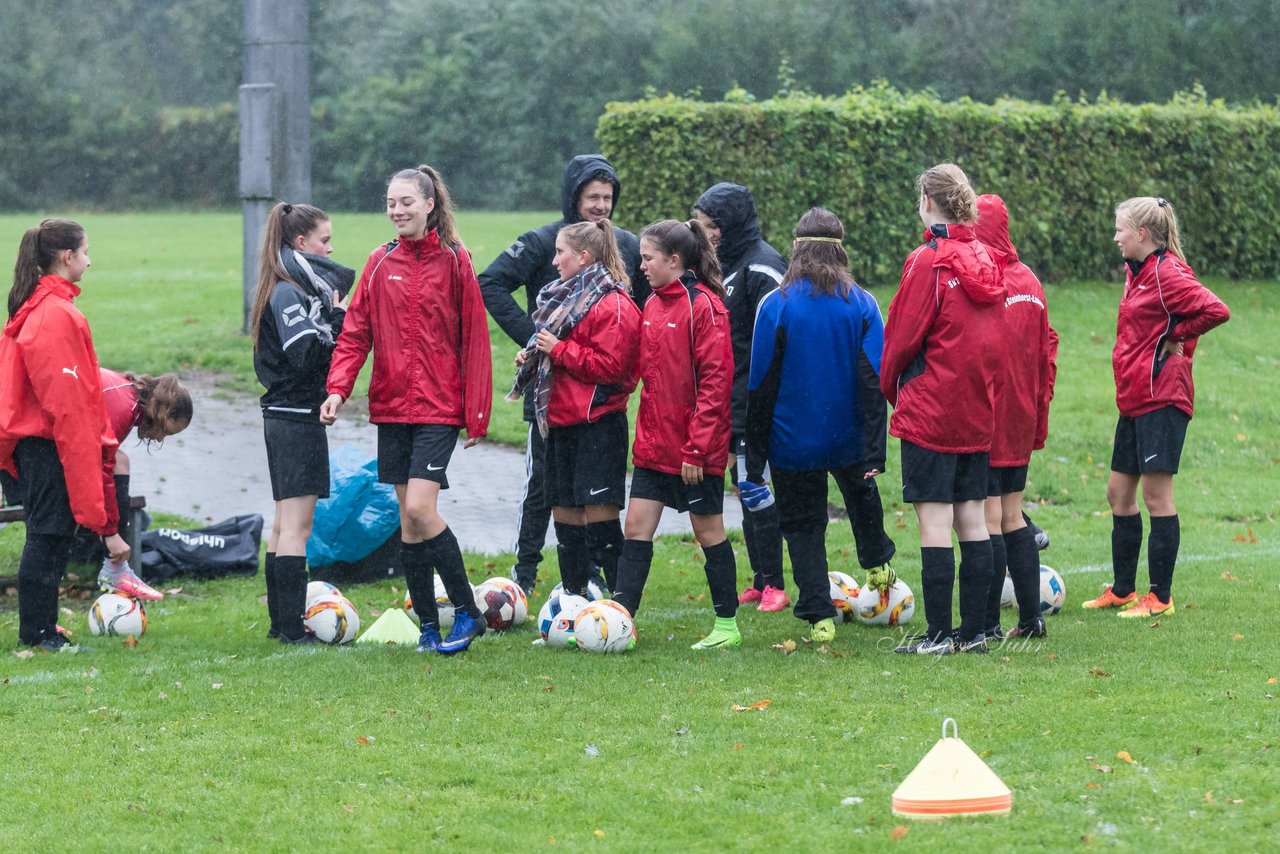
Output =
[{"x1": 307, "y1": 445, "x2": 400, "y2": 567}]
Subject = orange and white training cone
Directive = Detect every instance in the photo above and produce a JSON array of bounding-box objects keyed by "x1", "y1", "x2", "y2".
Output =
[{"x1": 891, "y1": 718, "x2": 1012, "y2": 820}]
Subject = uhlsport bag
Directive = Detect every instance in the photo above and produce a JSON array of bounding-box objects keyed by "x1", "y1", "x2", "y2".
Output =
[{"x1": 140, "y1": 514, "x2": 264, "y2": 580}]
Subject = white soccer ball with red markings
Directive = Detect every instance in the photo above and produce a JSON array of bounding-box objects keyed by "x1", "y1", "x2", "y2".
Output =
[
  {"x1": 828, "y1": 571, "x2": 862, "y2": 623},
  {"x1": 854, "y1": 579, "x2": 915, "y2": 627},
  {"x1": 88, "y1": 593, "x2": 147, "y2": 637},
  {"x1": 573, "y1": 600, "x2": 636, "y2": 653},
  {"x1": 483, "y1": 577, "x2": 528, "y2": 626},
  {"x1": 303, "y1": 594, "x2": 360, "y2": 644},
  {"x1": 473, "y1": 581, "x2": 517, "y2": 632}
]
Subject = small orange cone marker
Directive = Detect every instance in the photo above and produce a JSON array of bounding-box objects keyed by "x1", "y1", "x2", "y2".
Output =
[{"x1": 891, "y1": 718, "x2": 1012, "y2": 820}]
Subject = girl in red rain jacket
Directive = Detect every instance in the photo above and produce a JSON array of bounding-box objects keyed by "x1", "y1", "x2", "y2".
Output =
[
  {"x1": 509, "y1": 219, "x2": 641, "y2": 598},
  {"x1": 0, "y1": 219, "x2": 123, "y2": 650},
  {"x1": 881, "y1": 164, "x2": 1003, "y2": 655},
  {"x1": 322, "y1": 165, "x2": 492, "y2": 656},
  {"x1": 610, "y1": 219, "x2": 740, "y2": 650},
  {"x1": 1083, "y1": 196, "x2": 1229, "y2": 619},
  {"x1": 974, "y1": 194, "x2": 1058, "y2": 640}
]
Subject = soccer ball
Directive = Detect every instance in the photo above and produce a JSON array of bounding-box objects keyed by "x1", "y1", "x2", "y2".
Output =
[
  {"x1": 88, "y1": 593, "x2": 147, "y2": 637},
  {"x1": 548, "y1": 580, "x2": 604, "y2": 608},
  {"x1": 306, "y1": 581, "x2": 341, "y2": 608},
  {"x1": 574, "y1": 600, "x2": 636, "y2": 653},
  {"x1": 483, "y1": 577, "x2": 528, "y2": 626},
  {"x1": 828, "y1": 571, "x2": 861, "y2": 622},
  {"x1": 1039, "y1": 565, "x2": 1066, "y2": 615},
  {"x1": 473, "y1": 581, "x2": 517, "y2": 632},
  {"x1": 854, "y1": 579, "x2": 915, "y2": 626},
  {"x1": 545, "y1": 594, "x2": 590, "y2": 648},
  {"x1": 303, "y1": 594, "x2": 360, "y2": 644},
  {"x1": 1000, "y1": 574, "x2": 1016, "y2": 609}
]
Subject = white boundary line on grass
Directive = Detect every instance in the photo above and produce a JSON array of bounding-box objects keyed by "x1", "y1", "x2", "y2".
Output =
[{"x1": 1059, "y1": 543, "x2": 1279, "y2": 575}]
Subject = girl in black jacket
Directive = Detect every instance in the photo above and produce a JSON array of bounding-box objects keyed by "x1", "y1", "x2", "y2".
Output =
[{"x1": 249, "y1": 202, "x2": 353, "y2": 644}]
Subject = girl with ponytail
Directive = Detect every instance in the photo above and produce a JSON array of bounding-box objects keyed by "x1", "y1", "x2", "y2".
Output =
[
  {"x1": 881, "y1": 163, "x2": 1004, "y2": 655},
  {"x1": 611, "y1": 219, "x2": 740, "y2": 650},
  {"x1": 508, "y1": 219, "x2": 641, "y2": 599},
  {"x1": 322, "y1": 165, "x2": 492, "y2": 656},
  {"x1": 0, "y1": 219, "x2": 125, "y2": 650},
  {"x1": 251, "y1": 201, "x2": 353, "y2": 643},
  {"x1": 1084, "y1": 197, "x2": 1229, "y2": 618}
]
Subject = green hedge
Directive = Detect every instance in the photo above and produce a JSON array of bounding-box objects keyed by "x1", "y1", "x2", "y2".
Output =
[{"x1": 597, "y1": 86, "x2": 1280, "y2": 282}]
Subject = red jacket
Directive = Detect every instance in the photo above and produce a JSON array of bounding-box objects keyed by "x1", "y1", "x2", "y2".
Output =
[
  {"x1": 327, "y1": 230, "x2": 492, "y2": 437},
  {"x1": 547, "y1": 291, "x2": 641, "y2": 428},
  {"x1": 975, "y1": 196, "x2": 1058, "y2": 467},
  {"x1": 0, "y1": 276, "x2": 118, "y2": 534},
  {"x1": 1114, "y1": 252, "x2": 1228, "y2": 419},
  {"x1": 632, "y1": 275, "x2": 733, "y2": 476},
  {"x1": 101, "y1": 368, "x2": 142, "y2": 443},
  {"x1": 881, "y1": 223, "x2": 1003, "y2": 454}
]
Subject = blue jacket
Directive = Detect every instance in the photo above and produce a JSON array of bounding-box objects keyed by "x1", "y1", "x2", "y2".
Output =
[{"x1": 745, "y1": 278, "x2": 887, "y2": 477}]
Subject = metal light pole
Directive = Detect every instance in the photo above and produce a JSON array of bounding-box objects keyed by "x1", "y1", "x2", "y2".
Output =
[{"x1": 239, "y1": 0, "x2": 311, "y2": 332}]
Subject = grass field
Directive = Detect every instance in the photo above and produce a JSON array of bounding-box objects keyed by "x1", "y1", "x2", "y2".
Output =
[{"x1": 0, "y1": 213, "x2": 1277, "y2": 851}]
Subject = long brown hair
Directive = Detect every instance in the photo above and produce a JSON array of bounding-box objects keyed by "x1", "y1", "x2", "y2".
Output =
[
  {"x1": 916, "y1": 163, "x2": 978, "y2": 224},
  {"x1": 126, "y1": 372, "x2": 194, "y2": 442},
  {"x1": 249, "y1": 202, "x2": 329, "y2": 352},
  {"x1": 782, "y1": 208, "x2": 856, "y2": 299},
  {"x1": 389, "y1": 165, "x2": 461, "y2": 247},
  {"x1": 639, "y1": 219, "x2": 724, "y2": 299},
  {"x1": 9, "y1": 218, "x2": 85, "y2": 318},
  {"x1": 559, "y1": 219, "x2": 630, "y2": 291},
  {"x1": 1115, "y1": 196, "x2": 1186, "y2": 263}
]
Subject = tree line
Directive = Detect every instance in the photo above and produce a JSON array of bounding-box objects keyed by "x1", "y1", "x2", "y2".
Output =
[{"x1": 2, "y1": 0, "x2": 1277, "y2": 211}]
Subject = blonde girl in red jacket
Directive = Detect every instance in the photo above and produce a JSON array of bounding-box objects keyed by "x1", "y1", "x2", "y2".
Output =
[
  {"x1": 322, "y1": 166, "x2": 492, "y2": 655},
  {"x1": 0, "y1": 219, "x2": 124, "y2": 651},
  {"x1": 881, "y1": 164, "x2": 1004, "y2": 655},
  {"x1": 610, "y1": 219, "x2": 740, "y2": 650},
  {"x1": 509, "y1": 220, "x2": 640, "y2": 598},
  {"x1": 1083, "y1": 197, "x2": 1228, "y2": 618}
]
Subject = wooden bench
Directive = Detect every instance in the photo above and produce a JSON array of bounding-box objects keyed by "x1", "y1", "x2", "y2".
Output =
[{"x1": 0, "y1": 495, "x2": 148, "y2": 561}]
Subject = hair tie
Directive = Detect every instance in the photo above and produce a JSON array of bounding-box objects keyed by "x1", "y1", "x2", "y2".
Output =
[
  {"x1": 794, "y1": 236, "x2": 843, "y2": 244},
  {"x1": 282, "y1": 203, "x2": 294, "y2": 214},
  {"x1": 1155, "y1": 197, "x2": 1168, "y2": 208}
]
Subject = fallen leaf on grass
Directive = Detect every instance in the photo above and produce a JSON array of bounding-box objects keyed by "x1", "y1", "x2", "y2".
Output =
[
  {"x1": 1204, "y1": 791, "x2": 1213, "y2": 803},
  {"x1": 369, "y1": 609, "x2": 383, "y2": 618},
  {"x1": 164, "y1": 587, "x2": 182, "y2": 595},
  {"x1": 1148, "y1": 620, "x2": 1161, "y2": 628},
  {"x1": 890, "y1": 825, "x2": 909, "y2": 841},
  {"x1": 1116, "y1": 750, "x2": 1135, "y2": 764},
  {"x1": 772, "y1": 639, "x2": 798, "y2": 654},
  {"x1": 1221, "y1": 571, "x2": 1238, "y2": 580},
  {"x1": 732, "y1": 699, "x2": 771, "y2": 712},
  {"x1": 1231, "y1": 634, "x2": 1244, "y2": 641},
  {"x1": 593, "y1": 830, "x2": 605, "y2": 839},
  {"x1": 542, "y1": 685, "x2": 554, "y2": 692},
  {"x1": 1085, "y1": 782, "x2": 1101, "y2": 789},
  {"x1": 1092, "y1": 764, "x2": 1113, "y2": 774},
  {"x1": 356, "y1": 736, "x2": 371, "y2": 745},
  {"x1": 342, "y1": 804, "x2": 354, "y2": 814},
  {"x1": 1230, "y1": 798, "x2": 1244, "y2": 804},
  {"x1": 1090, "y1": 668, "x2": 1111, "y2": 678},
  {"x1": 13, "y1": 649, "x2": 34, "y2": 659},
  {"x1": 733, "y1": 742, "x2": 744, "y2": 751},
  {"x1": 1267, "y1": 678, "x2": 1277, "y2": 684}
]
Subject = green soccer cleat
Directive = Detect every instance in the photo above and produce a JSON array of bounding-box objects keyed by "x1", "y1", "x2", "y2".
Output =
[
  {"x1": 691, "y1": 616, "x2": 742, "y2": 650},
  {"x1": 810, "y1": 618, "x2": 836, "y2": 643}
]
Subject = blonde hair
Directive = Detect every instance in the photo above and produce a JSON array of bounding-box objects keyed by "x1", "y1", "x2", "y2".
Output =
[
  {"x1": 916, "y1": 163, "x2": 978, "y2": 224},
  {"x1": 1115, "y1": 196, "x2": 1185, "y2": 263},
  {"x1": 559, "y1": 220, "x2": 630, "y2": 291}
]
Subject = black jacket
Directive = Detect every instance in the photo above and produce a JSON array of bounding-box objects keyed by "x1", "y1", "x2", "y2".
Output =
[
  {"x1": 694, "y1": 182, "x2": 786, "y2": 435},
  {"x1": 254, "y1": 249, "x2": 354, "y2": 421},
  {"x1": 479, "y1": 154, "x2": 645, "y2": 422}
]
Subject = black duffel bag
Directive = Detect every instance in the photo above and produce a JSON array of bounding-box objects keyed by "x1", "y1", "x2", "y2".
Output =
[{"x1": 140, "y1": 514, "x2": 263, "y2": 581}]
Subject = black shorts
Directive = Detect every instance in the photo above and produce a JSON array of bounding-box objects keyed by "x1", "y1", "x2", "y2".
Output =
[
  {"x1": 987, "y1": 464, "x2": 1028, "y2": 497},
  {"x1": 900, "y1": 440, "x2": 989, "y2": 504},
  {"x1": 1111, "y1": 406, "x2": 1190, "y2": 475},
  {"x1": 264, "y1": 418, "x2": 330, "y2": 501},
  {"x1": 377, "y1": 423, "x2": 459, "y2": 486},
  {"x1": 13, "y1": 438, "x2": 76, "y2": 537},
  {"x1": 629, "y1": 466, "x2": 725, "y2": 516},
  {"x1": 545, "y1": 411, "x2": 628, "y2": 508}
]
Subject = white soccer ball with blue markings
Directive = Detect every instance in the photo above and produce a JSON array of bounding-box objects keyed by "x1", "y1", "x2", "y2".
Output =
[{"x1": 1039, "y1": 565, "x2": 1066, "y2": 615}]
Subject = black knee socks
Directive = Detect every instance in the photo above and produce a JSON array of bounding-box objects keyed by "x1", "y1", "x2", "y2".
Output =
[
  {"x1": 17, "y1": 533, "x2": 71, "y2": 645},
  {"x1": 919, "y1": 546, "x2": 955, "y2": 641},
  {"x1": 983, "y1": 533, "x2": 1007, "y2": 630},
  {"x1": 400, "y1": 540, "x2": 438, "y2": 627},
  {"x1": 425, "y1": 527, "x2": 478, "y2": 618},
  {"x1": 1005, "y1": 526, "x2": 1041, "y2": 628},
  {"x1": 264, "y1": 552, "x2": 280, "y2": 635},
  {"x1": 612, "y1": 539, "x2": 654, "y2": 618},
  {"x1": 701, "y1": 540, "x2": 738, "y2": 619},
  {"x1": 740, "y1": 498, "x2": 784, "y2": 590},
  {"x1": 585, "y1": 519, "x2": 624, "y2": 593},
  {"x1": 555, "y1": 521, "x2": 591, "y2": 596},
  {"x1": 1111, "y1": 513, "x2": 1143, "y2": 597},
  {"x1": 114, "y1": 474, "x2": 131, "y2": 547},
  {"x1": 274, "y1": 554, "x2": 310, "y2": 642},
  {"x1": 1148, "y1": 514, "x2": 1179, "y2": 603},
  {"x1": 957, "y1": 539, "x2": 993, "y2": 642}
]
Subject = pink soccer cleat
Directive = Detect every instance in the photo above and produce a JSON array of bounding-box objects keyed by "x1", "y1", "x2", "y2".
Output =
[{"x1": 99, "y1": 564, "x2": 164, "y2": 601}]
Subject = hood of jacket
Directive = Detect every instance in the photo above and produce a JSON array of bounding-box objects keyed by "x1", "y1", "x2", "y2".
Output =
[
  {"x1": 4, "y1": 275, "x2": 80, "y2": 335},
  {"x1": 975, "y1": 194, "x2": 1018, "y2": 265},
  {"x1": 561, "y1": 154, "x2": 622, "y2": 223},
  {"x1": 693, "y1": 182, "x2": 762, "y2": 270},
  {"x1": 927, "y1": 222, "x2": 1003, "y2": 306}
]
